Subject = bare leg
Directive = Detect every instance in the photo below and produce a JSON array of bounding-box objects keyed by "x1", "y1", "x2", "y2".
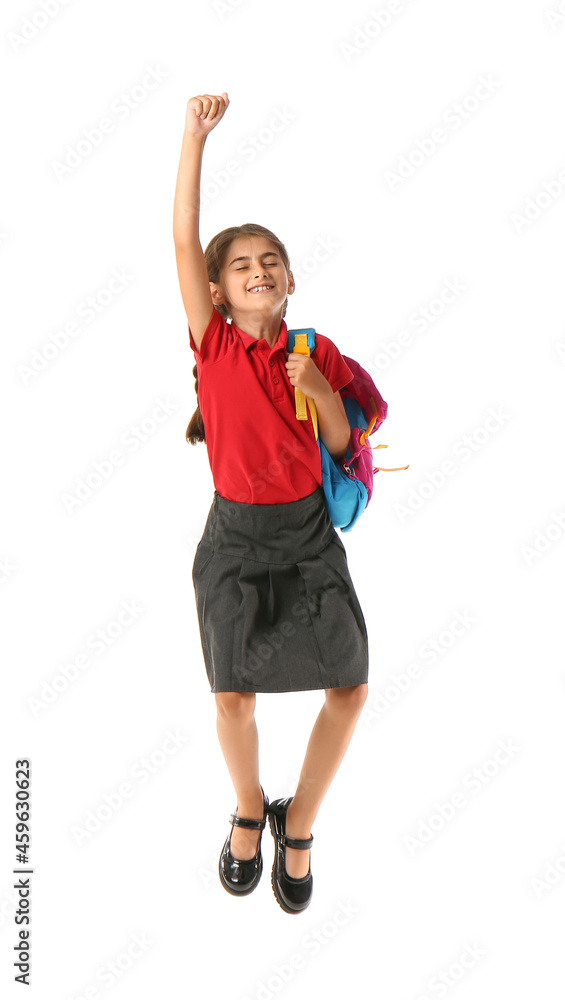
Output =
[
  {"x1": 284, "y1": 683, "x2": 369, "y2": 878},
  {"x1": 215, "y1": 692, "x2": 264, "y2": 860}
]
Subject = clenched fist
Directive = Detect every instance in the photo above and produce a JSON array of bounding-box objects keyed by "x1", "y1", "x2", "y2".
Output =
[
  {"x1": 284, "y1": 351, "x2": 330, "y2": 400},
  {"x1": 185, "y1": 92, "x2": 229, "y2": 137}
]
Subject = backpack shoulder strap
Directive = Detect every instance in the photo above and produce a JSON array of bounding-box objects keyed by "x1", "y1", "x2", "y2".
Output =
[
  {"x1": 287, "y1": 328, "x2": 318, "y2": 438},
  {"x1": 286, "y1": 328, "x2": 316, "y2": 353}
]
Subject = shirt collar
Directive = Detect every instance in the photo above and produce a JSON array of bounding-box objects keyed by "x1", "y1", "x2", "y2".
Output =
[{"x1": 232, "y1": 318, "x2": 289, "y2": 354}]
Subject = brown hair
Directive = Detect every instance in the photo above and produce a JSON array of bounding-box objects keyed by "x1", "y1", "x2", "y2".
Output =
[{"x1": 185, "y1": 223, "x2": 291, "y2": 445}]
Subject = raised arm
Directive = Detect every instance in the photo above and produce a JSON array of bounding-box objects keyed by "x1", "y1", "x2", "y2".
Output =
[{"x1": 173, "y1": 93, "x2": 230, "y2": 352}]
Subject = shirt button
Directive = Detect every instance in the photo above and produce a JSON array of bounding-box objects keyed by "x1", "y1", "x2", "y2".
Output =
[
  {"x1": 273, "y1": 377, "x2": 279, "y2": 384},
  {"x1": 268, "y1": 359, "x2": 274, "y2": 367}
]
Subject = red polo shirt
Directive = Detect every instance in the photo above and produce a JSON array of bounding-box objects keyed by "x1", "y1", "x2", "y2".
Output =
[{"x1": 189, "y1": 308, "x2": 354, "y2": 504}]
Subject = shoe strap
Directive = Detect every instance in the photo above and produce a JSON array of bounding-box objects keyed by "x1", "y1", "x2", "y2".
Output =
[
  {"x1": 230, "y1": 813, "x2": 266, "y2": 831},
  {"x1": 281, "y1": 833, "x2": 313, "y2": 849}
]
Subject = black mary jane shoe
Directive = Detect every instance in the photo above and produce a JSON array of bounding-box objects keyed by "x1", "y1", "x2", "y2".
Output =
[
  {"x1": 268, "y1": 797, "x2": 314, "y2": 914},
  {"x1": 219, "y1": 786, "x2": 269, "y2": 896}
]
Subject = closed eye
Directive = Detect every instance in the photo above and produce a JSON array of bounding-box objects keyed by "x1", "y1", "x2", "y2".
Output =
[{"x1": 236, "y1": 263, "x2": 277, "y2": 270}]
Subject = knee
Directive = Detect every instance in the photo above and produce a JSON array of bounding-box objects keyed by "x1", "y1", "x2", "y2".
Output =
[
  {"x1": 325, "y1": 683, "x2": 368, "y2": 714},
  {"x1": 215, "y1": 691, "x2": 256, "y2": 722}
]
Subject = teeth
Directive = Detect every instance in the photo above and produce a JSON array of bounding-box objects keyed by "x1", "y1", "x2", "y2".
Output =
[{"x1": 249, "y1": 285, "x2": 272, "y2": 292}]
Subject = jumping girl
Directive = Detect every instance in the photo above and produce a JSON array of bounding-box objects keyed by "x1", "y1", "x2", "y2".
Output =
[{"x1": 173, "y1": 92, "x2": 369, "y2": 914}]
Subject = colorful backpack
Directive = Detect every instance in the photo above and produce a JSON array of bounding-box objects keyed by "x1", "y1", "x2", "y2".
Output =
[{"x1": 287, "y1": 328, "x2": 409, "y2": 532}]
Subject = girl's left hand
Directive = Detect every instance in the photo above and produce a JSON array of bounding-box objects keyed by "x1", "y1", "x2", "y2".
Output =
[{"x1": 284, "y1": 352, "x2": 329, "y2": 399}]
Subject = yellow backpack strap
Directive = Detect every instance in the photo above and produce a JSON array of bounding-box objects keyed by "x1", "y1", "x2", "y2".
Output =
[
  {"x1": 293, "y1": 333, "x2": 318, "y2": 440},
  {"x1": 307, "y1": 396, "x2": 318, "y2": 440},
  {"x1": 371, "y1": 443, "x2": 410, "y2": 472}
]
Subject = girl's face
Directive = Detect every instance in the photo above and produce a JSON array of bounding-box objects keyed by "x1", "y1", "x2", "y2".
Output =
[{"x1": 210, "y1": 235, "x2": 294, "y2": 321}]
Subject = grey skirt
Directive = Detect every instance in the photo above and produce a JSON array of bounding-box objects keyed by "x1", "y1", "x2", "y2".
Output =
[{"x1": 191, "y1": 485, "x2": 369, "y2": 693}]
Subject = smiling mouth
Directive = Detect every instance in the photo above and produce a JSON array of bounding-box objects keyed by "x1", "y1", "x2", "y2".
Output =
[{"x1": 248, "y1": 285, "x2": 275, "y2": 293}]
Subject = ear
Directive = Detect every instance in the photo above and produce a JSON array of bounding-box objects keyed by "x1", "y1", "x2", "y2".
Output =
[
  {"x1": 287, "y1": 271, "x2": 296, "y2": 295},
  {"x1": 209, "y1": 282, "x2": 224, "y2": 306}
]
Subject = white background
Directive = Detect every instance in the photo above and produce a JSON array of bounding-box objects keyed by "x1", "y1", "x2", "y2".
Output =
[{"x1": 1, "y1": 0, "x2": 564, "y2": 997}]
